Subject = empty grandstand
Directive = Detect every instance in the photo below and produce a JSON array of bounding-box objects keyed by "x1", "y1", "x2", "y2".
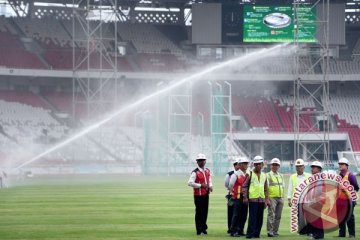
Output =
[{"x1": 0, "y1": 0, "x2": 359, "y2": 176}]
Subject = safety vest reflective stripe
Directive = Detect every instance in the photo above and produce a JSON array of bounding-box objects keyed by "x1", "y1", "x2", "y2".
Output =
[
  {"x1": 267, "y1": 172, "x2": 284, "y2": 198},
  {"x1": 232, "y1": 174, "x2": 245, "y2": 199},
  {"x1": 249, "y1": 171, "x2": 266, "y2": 199},
  {"x1": 194, "y1": 168, "x2": 210, "y2": 196},
  {"x1": 291, "y1": 172, "x2": 311, "y2": 198}
]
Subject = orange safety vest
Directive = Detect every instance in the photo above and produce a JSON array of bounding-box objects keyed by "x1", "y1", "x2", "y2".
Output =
[
  {"x1": 232, "y1": 174, "x2": 246, "y2": 199},
  {"x1": 193, "y1": 168, "x2": 211, "y2": 196},
  {"x1": 339, "y1": 172, "x2": 350, "y2": 200}
]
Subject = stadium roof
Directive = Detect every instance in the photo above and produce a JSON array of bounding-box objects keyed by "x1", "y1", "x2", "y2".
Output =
[
  {"x1": 2, "y1": 0, "x2": 351, "y2": 9},
  {"x1": 0, "y1": 0, "x2": 357, "y2": 25}
]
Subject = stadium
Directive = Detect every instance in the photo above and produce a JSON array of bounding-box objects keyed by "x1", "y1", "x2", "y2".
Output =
[{"x1": 0, "y1": 0, "x2": 359, "y2": 239}]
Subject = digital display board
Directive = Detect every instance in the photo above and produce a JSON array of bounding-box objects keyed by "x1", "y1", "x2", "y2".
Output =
[{"x1": 243, "y1": 5, "x2": 316, "y2": 43}]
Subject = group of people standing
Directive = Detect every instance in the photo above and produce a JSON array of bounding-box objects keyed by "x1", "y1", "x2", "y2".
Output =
[
  {"x1": 224, "y1": 156, "x2": 283, "y2": 238},
  {"x1": 188, "y1": 154, "x2": 359, "y2": 239}
]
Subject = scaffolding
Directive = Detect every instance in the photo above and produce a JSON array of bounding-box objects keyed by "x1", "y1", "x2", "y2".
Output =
[
  {"x1": 167, "y1": 82, "x2": 192, "y2": 175},
  {"x1": 209, "y1": 81, "x2": 233, "y2": 175},
  {"x1": 293, "y1": 0, "x2": 330, "y2": 162},
  {"x1": 70, "y1": 1, "x2": 141, "y2": 167},
  {"x1": 72, "y1": 0, "x2": 119, "y2": 120}
]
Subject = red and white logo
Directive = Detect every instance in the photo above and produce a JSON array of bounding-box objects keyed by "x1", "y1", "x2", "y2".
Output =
[{"x1": 290, "y1": 172, "x2": 357, "y2": 233}]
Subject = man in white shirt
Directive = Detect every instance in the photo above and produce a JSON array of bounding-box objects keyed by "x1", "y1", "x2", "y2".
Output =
[
  {"x1": 287, "y1": 158, "x2": 311, "y2": 235},
  {"x1": 224, "y1": 158, "x2": 241, "y2": 234},
  {"x1": 188, "y1": 153, "x2": 213, "y2": 235},
  {"x1": 228, "y1": 157, "x2": 249, "y2": 237},
  {"x1": 307, "y1": 161, "x2": 325, "y2": 240}
]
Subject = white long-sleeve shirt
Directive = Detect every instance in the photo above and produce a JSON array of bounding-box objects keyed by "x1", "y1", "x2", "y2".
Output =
[
  {"x1": 188, "y1": 168, "x2": 213, "y2": 188},
  {"x1": 224, "y1": 170, "x2": 235, "y2": 190},
  {"x1": 287, "y1": 173, "x2": 307, "y2": 200},
  {"x1": 225, "y1": 174, "x2": 230, "y2": 190}
]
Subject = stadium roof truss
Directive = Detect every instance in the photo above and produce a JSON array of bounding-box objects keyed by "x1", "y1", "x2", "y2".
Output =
[{"x1": 3, "y1": 0, "x2": 358, "y2": 25}]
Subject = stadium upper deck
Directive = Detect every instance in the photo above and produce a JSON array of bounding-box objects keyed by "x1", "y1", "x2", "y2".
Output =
[{"x1": 0, "y1": 0, "x2": 358, "y2": 76}]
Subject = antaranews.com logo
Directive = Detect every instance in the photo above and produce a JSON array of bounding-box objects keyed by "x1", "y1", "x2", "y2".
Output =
[{"x1": 290, "y1": 172, "x2": 358, "y2": 233}]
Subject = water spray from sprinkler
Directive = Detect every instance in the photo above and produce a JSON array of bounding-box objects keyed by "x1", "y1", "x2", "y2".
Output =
[{"x1": 13, "y1": 43, "x2": 293, "y2": 171}]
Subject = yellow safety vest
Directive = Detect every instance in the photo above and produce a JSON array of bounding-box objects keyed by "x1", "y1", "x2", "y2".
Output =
[
  {"x1": 290, "y1": 172, "x2": 311, "y2": 198},
  {"x1": 267, "y1": 171, "x2": 284, "y2": 198},
  {"x1": 249, "y1": 171, "x2": 266, "y2": 199}
]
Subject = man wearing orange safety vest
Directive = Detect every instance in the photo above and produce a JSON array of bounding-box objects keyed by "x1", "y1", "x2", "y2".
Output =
[
  {"x1": 337, "y1": 157, "x2": 359, "y2": 238},
  {"x1": 188, "y1": 153, "x2": 213, "y2": 235},
  {"x1": 228, "y1": 157, "x2": 249, "y2": 237},
  {"x1": 225, "y1": 158, "x2": 241, "y2": 234}
]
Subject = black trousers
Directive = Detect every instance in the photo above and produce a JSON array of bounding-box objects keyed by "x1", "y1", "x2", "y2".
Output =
[
  {"x1": 194, "y1": 195, "x2": 209, "y2": 234},
  {"x1": 246, "y1": 201, "x2": 265, "y2": 238},
  {"x1": 227, "y1": 196, "x2": 234, "y2": 232},
  {"x1": 339, "y1": 204, "x2": 355, "y2": 237},
  {"x1": 298, "y1": 204, "x2": 310, "y2": 235},
  {"x1": 308, "y1": 223, "x2": 324, "y2": 239},
  {"x1": 230, "y1": 198, "x2": 248, "y2": 234},
  {"x1": 307, "y1": 203, "x2": 324, "y2": 239}
]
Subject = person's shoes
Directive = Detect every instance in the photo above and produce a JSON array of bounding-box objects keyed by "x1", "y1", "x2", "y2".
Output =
[
  {"x1": 238, "y1": 232, "x2": 245, "y2": 236},
  {"x1": 349, "y1": 236, "x2": 355, "y2": 238},
  {"x1": 230, "y1": 233, "x2": 241, "y2": 237},
  {"x1": 245, "y1": 236, "x2": 252, "y2": 239},
  {"x1": 227, "y1": 230, "x2": 231, "y2": 234},
  {"x1": 273, "y1": 233, "x2": 279, "y2": 236},
  {"x1": 268, "y1": 233, "x2": 274, "y2": 237},
  {"x1": 202, "y1": 230, "x2": 207, "y2": 235}
]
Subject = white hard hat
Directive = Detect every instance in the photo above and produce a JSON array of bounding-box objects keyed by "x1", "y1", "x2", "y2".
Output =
[
  {"x1": 238, "y1": 157, "x2": 250, "y2": 163},
  {"x1": 196, "y1": 153, "x2": 207, "y2": 161},
  {"x1": 253, "y1": 155, "x2": 264, "y2": 164},
  {"x1": 295, "y1": 158, "x2": 305, "y2": 166},
  {"x1": 310, "y1": 161, "x2": 323, "y2": 169},
  {"x1": 232, "y1": 158, "x2": 240, "y2": 165},
  {"x1": 338, "y1": 157, "x2": 349, "y2": 166},
  {"x1": 270, "y1": 158, "x2": 281, "y2": 165}
]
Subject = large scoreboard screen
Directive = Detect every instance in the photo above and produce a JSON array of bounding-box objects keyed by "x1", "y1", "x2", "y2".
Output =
[{"x1": 243, "y1": 5, "x2": 317, "y2": 43}]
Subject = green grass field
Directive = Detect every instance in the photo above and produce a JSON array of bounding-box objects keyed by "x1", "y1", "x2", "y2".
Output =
[{"x1": 0, "y1": 175, "x2": 359, "y2": 240}]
